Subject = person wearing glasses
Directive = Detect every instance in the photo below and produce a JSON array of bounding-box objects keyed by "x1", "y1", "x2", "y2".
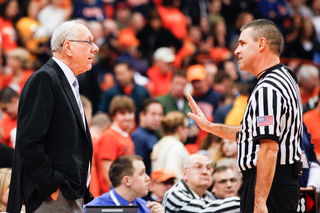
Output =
[
  {"x1": 162, "y1": 154, "x2": 240, "y2": 213},
  {"x1": 211, "y1": 166, "x2": 241, "y2": 199},
  {"x1": 7, "y1": 20, "x2": 99, "y2": 213}
]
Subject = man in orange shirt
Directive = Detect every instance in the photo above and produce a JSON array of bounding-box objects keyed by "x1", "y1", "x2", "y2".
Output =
[
  {"x1": 157, "y1": 0, "x2": 187, "y2": 40},
  {"x1": 0, "y1": 87, "x2": 19, "y2": 148},
  {"x1": 97, "y1": 95, "x2": 136, "y2": 195},
  {"x1": 147, "y1": 47, "x2": 175, "y2": 97}
]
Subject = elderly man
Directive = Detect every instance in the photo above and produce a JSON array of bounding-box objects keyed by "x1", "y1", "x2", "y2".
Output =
[
  {"x1": 85, "y1": 155, "x2": 164, "y2": 213},
  {"x1": 162, "y1": 154, "x2": 240, "y2": 213},
  {"x1": 211, "y1": 166, "x2": 240, "y2": 199},
  {"x1": 7, "y1": 20, "x2": 99, "y2": 213}
]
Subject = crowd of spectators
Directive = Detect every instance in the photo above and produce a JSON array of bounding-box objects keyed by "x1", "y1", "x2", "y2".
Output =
[{"x1": 2, "y1": 0, "x2": 320, "y2": 212}]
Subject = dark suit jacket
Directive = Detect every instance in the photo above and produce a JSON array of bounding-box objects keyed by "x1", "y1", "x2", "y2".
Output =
[{"x1": 7, "y1": 58, "x2": 93, "y2": 213}]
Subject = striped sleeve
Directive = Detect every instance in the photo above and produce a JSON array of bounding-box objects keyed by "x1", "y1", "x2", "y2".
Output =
[{"x1": 163, "y1": 185, "x2": 240, "y2": 213}]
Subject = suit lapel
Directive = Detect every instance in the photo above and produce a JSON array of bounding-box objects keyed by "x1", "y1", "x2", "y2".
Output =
[{"x1": 48, "y1": 59, "x2": 88, "y2": 137}]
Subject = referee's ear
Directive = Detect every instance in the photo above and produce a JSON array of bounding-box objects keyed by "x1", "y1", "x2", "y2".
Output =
[{"x1": 258, "y1": 37, "x2": 267, "y2": 50}]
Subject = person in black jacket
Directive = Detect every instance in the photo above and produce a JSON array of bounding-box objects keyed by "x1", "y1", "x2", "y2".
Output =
[{"x1": 137, "y1": 8, "x2": 183, "y2": 67}]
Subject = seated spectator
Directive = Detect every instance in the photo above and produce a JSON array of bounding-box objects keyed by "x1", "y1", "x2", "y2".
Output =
[
  {"x1": 300, "y1": 123, "x2": 320, "y2": 192},
  {"x1": 99, "y1": 62, "x2": 150, "y2": 120},
  {"x1": 37, "y1": 0, "x2": 72, "y2": 38},
  {"x1": 0, "y1": 87, "x2": 19, "y2": 148},
  {"x1": 151, "y1": 111, "x2": 190, "y2": 181},
  {"x1": 4, "y1": 48, "x2": 34, "y2": 95},
  {"x1": 211, "y1": 166, "x2": 241, "y2": 199},
  {"x1": 162, "y1": 154, "x2": 240, "y2": 212},
  {"x1": 144, "y1": 168, "x2": 175, "y2": 202},
  {"x1": 296, "y1": 64, "x2": 320, "y2": 105},
  {"x1": 187, "y1": 64, "x2": 222, "y2": 148},
  {"x1": 80, "y1": 95, "x2": 93, "y2": 126},
  {"x1": 187, "y1": 64, "x2": 221, "y2": 122},
  {"x1": 89, "y1": 112, "x2": 111, "y2": 197},
  {"x1": 85, "y1": 155, "x2": 164, "y2": 213},
  {"x1": 97, "y1": 95, "x2": 136, "y2": 195},
  {"x1": 73, "y1": 0, "x2": 105, "y2": 21},
  {"x1": 131, "y1": 99, "x2": 163, "y2": 176},
  {"x1": 116, "y1": 12, "x2": 149, "y2": 76},
  {"x1": 210, "y1": 138, "x2": 237, "y2": 168},
  {"x1": 0, "y1": 168, "x2": 11, "y2": 212},
  {"x1": 15, "y1": 1, "x2": 50, "y2": 64},
  {"x1": 157, "y1": 71, "x2": 191, "y2": 116},
  {"x1": 157, "y1": 0, "x2": 188, "y2": 40},
  {"x1": 0, "y1": 0, "x2": 19, "y2": 53},
  {"x1": 114, "y1": 1, "x2": 132, "y2": 30},
  {"x1": 303, "y1": 91, "x2": 320, "y2": 162},
  {"x1": 137, "y1": 9, "x2": 182, "y2": 67},
  {"x1": 156, "y1": 71, "x2": 199, "y2": 152},
  {"x1": 197, "y1": 133, "x2": 222, "y2": 157},
  {"x1": 224, "y1": 81, "x2": 253, "y2": 126},
  {"x1": 147, "y1": 47, "x2": 175, "y2": 97}
]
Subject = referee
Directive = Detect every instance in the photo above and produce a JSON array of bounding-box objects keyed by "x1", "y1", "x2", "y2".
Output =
[{"x1": 187, "y1": 19, "x2": 303, "y2": 213}]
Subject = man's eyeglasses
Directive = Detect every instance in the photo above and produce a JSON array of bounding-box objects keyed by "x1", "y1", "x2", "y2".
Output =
[
  {"x1": 61, "y1": 40, "x2": 94, "y2": 46},
  {"x1": 189, "y1": 163, "x2": 213, "y2": 173},
  {"x1": 69, "y1": 40, "x2": 94, "y2": 45},
  {"x1": 216, "y1": 178, "x2": 238, "y2": 184}
]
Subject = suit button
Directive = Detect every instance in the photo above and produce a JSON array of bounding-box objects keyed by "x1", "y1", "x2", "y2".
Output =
[{"x1": 85, "y1": 151, "x2": 89, "y2": 156}]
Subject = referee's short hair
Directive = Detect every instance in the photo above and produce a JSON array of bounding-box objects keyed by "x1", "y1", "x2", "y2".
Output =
[{"x1": 241, "y1": 19, "x2": 283, "y2": 56}]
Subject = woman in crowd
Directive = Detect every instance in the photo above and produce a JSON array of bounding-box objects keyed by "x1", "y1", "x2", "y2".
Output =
[
  {"x1": 0, "y1": 168, "x2": 12, "y2": 212},
  {"x1": 151, "y1": 111, "x2": 189, "y2": 182}
]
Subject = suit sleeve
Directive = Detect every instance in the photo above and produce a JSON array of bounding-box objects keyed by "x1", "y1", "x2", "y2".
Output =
[{"x1": 17, "y1": 72, "x2": 65, "y2": 198}]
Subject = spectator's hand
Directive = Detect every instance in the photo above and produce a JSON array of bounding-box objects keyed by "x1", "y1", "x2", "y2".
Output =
[
  {"x1": 186, "y1": 93, "x2": 211, "y2": 133},
  {"x1": 146, "y1": 201, "x2": 164, "y2": 213}
]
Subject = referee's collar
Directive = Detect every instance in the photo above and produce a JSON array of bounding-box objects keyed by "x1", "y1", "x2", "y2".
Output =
[
  {"x1": 257, "y1": 63, "x2": 283, "y2": 80},
  {"x1": 249, "y1": 63, "x2": 283, "y2": 99}
]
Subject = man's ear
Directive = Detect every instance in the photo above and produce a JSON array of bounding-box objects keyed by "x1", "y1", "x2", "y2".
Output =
[
  {"x1": 122, "y1": 176, "x2": 131, "y2": 187},
  {"x1": 182, "y1": 169, "x2": 188, "y2": 181},
  {"x1": 63, "y1": 41, "x2": 73, "y2": 56},
  {"x1": 258, "y1": 37, "x2": 267, "y2": 50}
]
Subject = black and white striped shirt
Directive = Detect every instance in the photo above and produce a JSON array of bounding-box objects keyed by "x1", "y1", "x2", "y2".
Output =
[
  {"x1": 162, "y1": 180, "x2": 240, "y2": 213},
  {"x1": 238, "y1": 64, "x2": 303, "y2": 172}
]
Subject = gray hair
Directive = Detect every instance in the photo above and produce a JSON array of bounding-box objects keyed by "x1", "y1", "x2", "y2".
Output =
[
  {"x1": 182, "y1": 153, "x2": 208, "y2": 170},
  {"x1": 51, "y1": 20, "x2": 84, "y2": 52},
  {"x1": 241, "y1": 19, "x2": 283, "y2": 56},
  {"x1": 297, "y1": 64, "x2": 319, "y2": 83}
]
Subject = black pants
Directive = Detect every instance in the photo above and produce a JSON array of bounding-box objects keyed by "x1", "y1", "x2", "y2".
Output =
[{"x1": 240, "y1": 165, "x2": 300, "y2": 213}]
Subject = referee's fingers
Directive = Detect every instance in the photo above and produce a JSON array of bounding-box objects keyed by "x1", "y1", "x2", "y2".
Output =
[{"x1": 186, "y1": 93, "x2": 199, "y2": 113}]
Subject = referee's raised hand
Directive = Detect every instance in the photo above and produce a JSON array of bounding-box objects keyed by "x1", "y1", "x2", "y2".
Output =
[
  {"x1": 186, "y1": 93, "x2": 240, "y2": 142},
  {"x1": 186, "y1": 93, "x2": 211, "y2": 133}
]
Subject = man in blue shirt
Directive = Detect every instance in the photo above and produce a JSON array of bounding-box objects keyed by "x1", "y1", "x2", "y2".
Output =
[
  {"x1": 84, "y1": 155, "x2": 164, "y2": 213},
  {"x1": 131, "y1": 99, "x2": 163, "y2": 176}
]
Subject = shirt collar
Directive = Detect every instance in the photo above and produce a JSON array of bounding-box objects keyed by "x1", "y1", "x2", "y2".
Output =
[
  {"x1": 111, "y1": 125, "x2": 129, "y2": 137},
  {"x1": 112, "y1": 188, "x2": 137, "y2": 205},
  {"x1": 52, "y1": 57, "x2": 76, "y2": 86}
]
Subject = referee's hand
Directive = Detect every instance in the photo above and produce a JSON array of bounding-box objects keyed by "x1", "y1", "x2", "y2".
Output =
[
  {"x1": 186, "y1": 93, "x2": 211, "y2": 133},
  {"x1": 254, "y1": 203, "x2": 268, "y2": 213}
]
